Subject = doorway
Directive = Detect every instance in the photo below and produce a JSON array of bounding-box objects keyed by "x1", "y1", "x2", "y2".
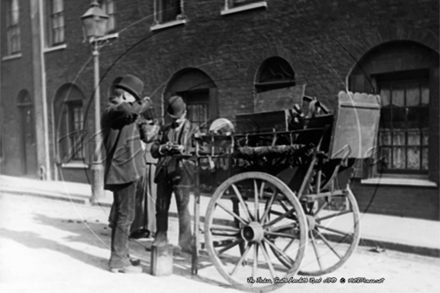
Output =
[{"x1": 17, "y1": 91, "x2": 37, "y2": 177}]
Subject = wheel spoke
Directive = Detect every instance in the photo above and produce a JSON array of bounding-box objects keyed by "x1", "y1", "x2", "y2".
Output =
[
  {"x1": 264, "y1": 238, "x2": 294, "y2": 266},
  {"x1": 313, "y1": 201, "x2": 328, "y2": 216},
  {"x1": 265, "y1": 231, "x2": 298, "y2": 239},
  {"x1": 278, "y1": 200, "x2": 299, "y2": 221},
  {"x1": 260, "y1": 241, "x2": 276, "y2": 279},
  {"x1": 231, "y1": 183, "x2": 252, "y2": 222},
  {"x1": 316, "y1": 224, "x2": 354, "y2": 239},
  {"x1": 264, "y1": 208, "x2": 295, "y2": 228},
  {"x1": 316, "y1": 210, "x2": 352, "y2": 222},
  {"x1": 278, "y1": 198, "x2": 290, "y2": 212},
  {"x1": 315, "y1": 230, "x2": 343, "y2": 260},
  {"x1": 230, "y1": 243, "x2": 252, "y2": 276},
  {"x1": 283, "y1": 238, "x2": 295, "y2": 253},
  {"x1": 216, "y1": 201, "x2": 248, "y2": 225},
  {"x1": 310, "y1": 232, "x2": 323, "y2": 271},
  {"x1": 254, "y1": 180, "x2": 259, "y2": 221},
  {"x1": 261, "y1": 190, "x2": 277, "y2": 224},
  {"x1": 252, "y1": 243, "x2": 259, "y2": 280},
  {"x1": 218, "y1": 239, "x2": 242, "y2": 255}
]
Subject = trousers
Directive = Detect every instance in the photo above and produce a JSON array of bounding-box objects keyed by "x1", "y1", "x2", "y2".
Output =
[
  {"x1": 154, "y1": 166, "x2": 193, "y2": 251},
  {"x1": 108, "y1": 181, "x2": 136, "y2": 268},
  {"x1": 131, "y1": 163, "x2": 157, "y2": 233}
]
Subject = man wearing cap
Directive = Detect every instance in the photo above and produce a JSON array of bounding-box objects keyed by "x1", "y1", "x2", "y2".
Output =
[
  {"x1": 101, "y1": 74, "x2": 152, "y2": 273},
  {"x1": 151, "y1": 95, "x2": 199, "y2": 254}
]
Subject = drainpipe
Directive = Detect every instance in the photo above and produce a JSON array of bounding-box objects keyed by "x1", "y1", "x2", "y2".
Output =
[{"x1": 37, "y1": 0, "x2": 52, "y2": 180}]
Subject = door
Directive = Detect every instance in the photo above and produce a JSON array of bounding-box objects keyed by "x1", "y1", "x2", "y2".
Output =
[{"x1": 17, "y1": 92, "x2": 38, "y2": 177}]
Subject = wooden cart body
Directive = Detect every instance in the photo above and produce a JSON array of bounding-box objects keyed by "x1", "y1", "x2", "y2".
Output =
[{"x1": 187, "y1": 91, "x2": 381, "y2": 292}]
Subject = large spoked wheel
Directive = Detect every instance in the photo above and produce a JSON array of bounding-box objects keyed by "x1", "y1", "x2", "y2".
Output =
[
  {"x1": 299, "y1": 187, "x2": 360, "y2": 275},
  {"x1": 204, "y1": 172, "x2": 308, "y2": 292}
]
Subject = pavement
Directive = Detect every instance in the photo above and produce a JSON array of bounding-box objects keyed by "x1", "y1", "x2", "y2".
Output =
[
  {"x1": 2, "y1": 190, "x2": 439, "y2": 293},
  {"x1": 1, "y1": 175, "x2": 439, "y2": 258}
]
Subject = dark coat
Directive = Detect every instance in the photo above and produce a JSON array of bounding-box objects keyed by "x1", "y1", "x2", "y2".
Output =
[
  {"x1": 101, "y1": 99, "x2": 151, "y2": 190},
  {"x1": 151, "y1": 119, "x2": 199, "y2": 184}
]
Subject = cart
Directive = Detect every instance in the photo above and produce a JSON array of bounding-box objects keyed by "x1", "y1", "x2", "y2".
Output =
[{"x1": 188, "y1": 91, "x2": 381, "y2": 292}]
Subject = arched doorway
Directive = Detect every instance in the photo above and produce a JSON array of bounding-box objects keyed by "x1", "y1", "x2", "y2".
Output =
[
  {"x1": 164, "y1": 68, "x2": 218, "y2": 132},
  {"x1": 17, "y1": 90, "x2": 37, "y2": 176}
]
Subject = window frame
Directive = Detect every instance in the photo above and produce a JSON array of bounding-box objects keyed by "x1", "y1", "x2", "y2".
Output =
[
  {"x1": 100, "y1": 0, "x2": 116, "y2": 33},
  {"x1": 365, "y1": 70, "x2": 431, "y2": 180},
  {"x1": 154, "y1": 0, "x2": 185, "y2": 25},
  {"x1": 60, "y1": 100, "x2": 85, "y2": 162},
  {"x1": 376, "y1": 77, "x2": 429, "y2": 175},
  {"x1": 46, "y1": 0, "x2": 65, "y2": 47},
  {"x1": 5, "y1": 0, "x2": 21, "y2": 55},
  {"x1": 255, "y1": 57, "x2": 296, "y2": 93}
]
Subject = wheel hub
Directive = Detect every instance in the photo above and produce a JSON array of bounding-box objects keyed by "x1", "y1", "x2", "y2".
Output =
[{"x1": 241, "y1": 222, "x2": 264, "y2": 243}]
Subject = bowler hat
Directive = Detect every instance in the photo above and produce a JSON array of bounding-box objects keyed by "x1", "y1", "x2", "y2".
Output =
[
  {"x1": 113, "y1": 74, "x2": 144, "y2": 100},
  {"x1": 167, "y1": 95, "x2": 186, "y2": 118}
]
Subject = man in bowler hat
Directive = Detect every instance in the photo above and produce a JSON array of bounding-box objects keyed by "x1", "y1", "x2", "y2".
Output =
[
  {"x1": 101, "y1": 74, "x2": 152, "y2": 273},
  {"x1": 151, "y1": 95, "x2": 199, "y2": 254}
]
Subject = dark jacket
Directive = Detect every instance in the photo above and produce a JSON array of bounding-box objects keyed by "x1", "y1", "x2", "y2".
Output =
[
  {"x1": 101, "y1": 99, "x2": 151, "y2": 190},
  {"x1": 151, "y1": 119, "x2": 199, "y2": 183}
]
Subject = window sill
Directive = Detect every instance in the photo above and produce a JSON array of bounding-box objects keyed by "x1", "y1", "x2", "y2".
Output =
[
  {"x1": 61, "y1": 162, "x2": 89, "y2": 169},
  {"x1": 361, "y1": 177, "x2": 437, "y2": 188},
  {"x1": 150, "y1": 19, "x2": 186, "y2": 31},
  {"x1": 2, "y1": 53, "x2": 22, "y2": 61},
  {"x1": 221, "y1": 1, "x2": 267, "y2": 15},
  {"x1": 44, "y1": 44, "x2": 67, "y2": 53}
]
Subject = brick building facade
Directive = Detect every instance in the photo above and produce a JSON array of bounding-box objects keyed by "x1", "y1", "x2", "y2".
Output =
[{"x1": 1, "y1": 0, "x2": 439, "y2": 220}]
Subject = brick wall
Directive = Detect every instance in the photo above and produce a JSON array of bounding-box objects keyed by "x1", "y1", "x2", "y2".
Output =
[
  {"x1": 1, "y1": 0, "x2": 439, "y2": 219},
  {"x1": 1, "y1": 0, "x2": 36, "y2": 176}
]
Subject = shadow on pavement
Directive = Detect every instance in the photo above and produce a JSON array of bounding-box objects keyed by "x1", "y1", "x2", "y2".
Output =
[
  {"x1": 27, "y1": 213, "x2": 237, "y2": 289},
  {"x1": 0, "y1": 227, "x2": 108, "y2": 270}
]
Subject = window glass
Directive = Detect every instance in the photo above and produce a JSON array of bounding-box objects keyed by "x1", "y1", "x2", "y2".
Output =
[
  {"x1": 391, "y1": 86, "x2": 404, "y2": 107},
  {"x1": 422, "y1": 148, "x2": 429, "y2": 170},
  {"x1": 256, "y1": 57, "x2": 295, "y2": 93},
  {"x1": 406, "y1": 87, "x2": 419, "y2": 106},
  {"x1": 421, "y1": 87, "x2": 429, "y2": 105},
  {"x1": 101, "y1": 0, "x2": 115, "y2": 32},
  {"x1": 380, "y1": 89, "x2": 390, "y2": 106},
  {"x1": 48, "y1": 0, "x2": 65, "y2": 46},
  {"x1": 377, "y1": 73, "x2": 429, "y2": 174},
  {"x1": 6, "y1": 0, "x2": 21, "y2": 54},
  {"x1": 157, "y1": 0, "x2": 182, "y2": 23},
  {"x1": 55, "y1": 86, "x2": 86, "y2": 162}
]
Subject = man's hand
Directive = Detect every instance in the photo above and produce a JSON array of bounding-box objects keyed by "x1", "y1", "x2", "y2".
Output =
[{"x1": 159, "y1": 143, "x2": 184, "y2": 155}]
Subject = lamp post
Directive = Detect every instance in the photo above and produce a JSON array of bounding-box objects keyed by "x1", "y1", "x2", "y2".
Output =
[{"x1": 81, "y1": 0, "x2": 109, "y2": 204}]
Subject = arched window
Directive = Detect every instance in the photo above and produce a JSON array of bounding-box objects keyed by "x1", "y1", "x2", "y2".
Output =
[
  {"x1": 254, "y1": 57, "x2": 301, "y2": 112},
  {"x1": 255, "y1": 57, "x2": 295, "y2": 93},
  {"x1": 349, "y1": 41, "x2": 439, "y2": 179},
  {"x1": 54, "y1": 84, "x2": 86, "y2": 163},
  {"x1": 165, "y1": 68, "x2": 217, "y2": 132}
]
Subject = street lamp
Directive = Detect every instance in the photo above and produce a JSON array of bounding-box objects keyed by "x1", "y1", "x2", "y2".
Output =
[{"x1": 81, "y1": 0, "x2": 109, "y2": 204}]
